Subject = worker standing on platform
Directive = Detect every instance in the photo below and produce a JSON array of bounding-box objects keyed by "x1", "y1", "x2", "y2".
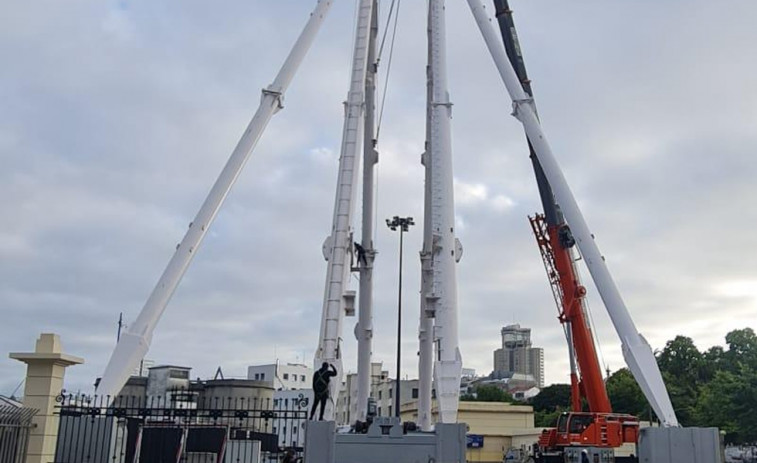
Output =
[{"x1": 310, "y1": 362, "x2": 337, "y2": 420}]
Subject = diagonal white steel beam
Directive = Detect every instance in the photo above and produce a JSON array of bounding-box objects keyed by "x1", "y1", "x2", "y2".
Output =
[
  {"x1": 97, "y1": 0, "x2": 336, "y2": 403},
  {"x1": 465, "y1": 0, "x2": 679, "y2": 427}
]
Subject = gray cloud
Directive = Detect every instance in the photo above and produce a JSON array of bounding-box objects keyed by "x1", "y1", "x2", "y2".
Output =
[{"x1": 1, "y1": 0, "x2": 755, "y2": 397}]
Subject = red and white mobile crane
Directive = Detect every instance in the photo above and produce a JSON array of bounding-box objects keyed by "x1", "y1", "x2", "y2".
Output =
[{"x1": 486, "y1": 0, "x2": 664, "y2": 460}]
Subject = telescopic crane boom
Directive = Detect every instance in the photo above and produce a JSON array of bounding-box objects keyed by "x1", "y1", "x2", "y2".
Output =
[
  {"x1": 491, "y1": 0, "x2": 610, "y2": 415},
  {"x1": 466, "y1": 0, "x2": 678, "y2": 429},
  {"x1": 315, "y1": 0, "x2": 375, "y2": 421}
]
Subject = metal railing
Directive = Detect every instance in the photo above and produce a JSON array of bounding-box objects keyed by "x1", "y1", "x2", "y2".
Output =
[
  {"x1": 0, "y1": 405, "x2": 37, "y2": 463},
  {"x1": 54, "y1": 391, "x2": 309, "y2": 463}
]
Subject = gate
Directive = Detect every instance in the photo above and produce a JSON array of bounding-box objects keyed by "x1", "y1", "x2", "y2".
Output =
[
  {"x1": 0, "y1": 405, "x2": 38, "y2": 463},
  {"x1": 54, "y1": 392, "x2": 308, "y2": 463}
]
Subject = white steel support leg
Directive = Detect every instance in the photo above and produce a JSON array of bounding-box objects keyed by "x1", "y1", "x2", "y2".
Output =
[
  {"x1": 315, "y1": 0, "x2": 375, "y2": 421},
  {"x1": 428, "y1": 0, "x2": 463, "y2": 424},
  {"x1": 96, "y1": 0, "x2": 335, "y2": 403},
  {"x1": 465, "y1": 0, "x2": 679, "y2": 427},
  {"x1": 355, "y1": 0, "x2": 379, "y2": 424},
  {"x1": 418, "y1": 6, "x2": 435, "y2": 431}
]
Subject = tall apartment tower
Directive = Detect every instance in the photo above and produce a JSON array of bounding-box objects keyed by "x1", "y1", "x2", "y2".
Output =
[{"x1": 493, "y1": 324, "x2": 544, "y2": 388}]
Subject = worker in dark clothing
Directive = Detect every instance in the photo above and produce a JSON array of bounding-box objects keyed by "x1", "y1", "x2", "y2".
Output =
[
  {"x1": 282, "y1": 449, "x2": 298, "y2": 463},
  {"x1": 354, "y1": 242, "x2": 367, "y2": 266},
  {"x1": 310, "y1": 362, "x2": 337, "y2": 420}
]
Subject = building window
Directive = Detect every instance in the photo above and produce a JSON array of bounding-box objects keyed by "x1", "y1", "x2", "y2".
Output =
[
  {"x1": 169, "y1": 369, "x2": 189, "y2": 379},
  {"x1": 261, "y1": 373, "x2": 265, "y2": 380},
  {"x1": 378, "y1": 407, "x2": 381, "y2": 416},
  {"x1": 283, "y1": 373, "x2": 289, "y2": 380},
  {"x1": 388, "y1": 406, "x2": 392, "y2": 416},
  {"x1": 412, "y1": 388, "x2": 419, "y2": 399},
  {"x1": 301, "y1": 375, "x2": 306, "y2": 382},
  {"x1": 378, "y1": 391, "x2": 382, "y2": 399},
  {"x1": 389, "y1": 389, "x2": 392, "y2": 398}
]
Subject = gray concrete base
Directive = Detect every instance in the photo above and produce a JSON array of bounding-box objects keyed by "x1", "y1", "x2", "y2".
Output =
[
  {"x1": 638, "y1": 427, "x2": 722, "y2": 463},
  {"x1": 304, "y1": 417, "x2": 466, "y2": 463}
]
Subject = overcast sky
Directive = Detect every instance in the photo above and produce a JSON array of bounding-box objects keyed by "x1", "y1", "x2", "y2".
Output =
[{"x1": 2, "y1": 0, "x2": 756, "y2": 398}]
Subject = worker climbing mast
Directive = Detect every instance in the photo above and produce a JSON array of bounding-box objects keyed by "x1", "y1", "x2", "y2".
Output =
[
  {"x1": 426, "y1": 0, "x2": 463, "y2": 424},
  {"x1": 315, "y1": 0, "x2": 375, "y2": 421},
  {"x1": 491, "y1": 0, "x2": 610, "y2": 414}
]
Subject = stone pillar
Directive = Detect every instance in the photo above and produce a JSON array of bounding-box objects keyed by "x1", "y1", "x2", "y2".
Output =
[{"x1": 10, "y1": 333, "x2": 84, "y2": 463}]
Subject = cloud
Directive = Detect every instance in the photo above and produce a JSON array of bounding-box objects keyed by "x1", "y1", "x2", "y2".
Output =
[{"x1": 1, "y1": 0, "x2": 756, "y2": 397}]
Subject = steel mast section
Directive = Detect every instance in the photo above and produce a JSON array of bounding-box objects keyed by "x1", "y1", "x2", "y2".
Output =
[
  {"x1": 315, "y1": 0, "x2": 375, "y2": 421},
  {"x1": 427, "y1": 0, "x2": 463, "y2": 424},
  {"x1": 355, "y1": 0, "x2": 379, "y2": 423},
  {"x1": 96, "y1": 0, "x2": 335, "y2": 402},
  {"x1": 417, "y1": 4, "x2": 435, "y2": 432},
  {"x1": 465, "y1": 0, "x2": 680, "y2": 427},
  {"x1": 492, "y1": 0, "x2": 610, "y2": 414}
]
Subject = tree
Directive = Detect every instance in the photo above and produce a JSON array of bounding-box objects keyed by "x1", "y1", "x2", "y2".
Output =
[
  {"x1": 606, "y1": 368, "x2": 650, "y2": 419},
  {"x1": 725, "y1": 328, "x2": 757, "y2": 370},
  {"x1": 534, "y1": 408, "x2": 563, "y2": 428},
  {"x1": 655, "y1": 335, "x2": 703, "y2": 425},
  {"x1": 657, "y1": 336, "x2": 702, "y2": 382},
  {"x1": 529, "y1": 383, "x2": 571, "y2": 412},
  {"x1": 700, "y1": 346, "x2": 725, "y2": 382},
  {"x1": 695, "y1": 367, "x2": 757, "y2": 444},
  {"x1": 461, "y1": 384, "x2": 513, "y2": 403}
]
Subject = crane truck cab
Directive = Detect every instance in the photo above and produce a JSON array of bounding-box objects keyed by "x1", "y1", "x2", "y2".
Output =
[{"x1": 537, "y1": 412, "x2": 640, "y2": 462}]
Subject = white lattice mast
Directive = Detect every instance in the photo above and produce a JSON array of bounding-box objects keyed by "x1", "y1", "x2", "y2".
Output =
[
  {"x1": 427, "y1": 0, "x2": 463, "y2": 424},
  {"x1": 465, "y1": 0, "x2": 679, "y2": 427},
  {"x1": 355, "y1": 0, "x2": 379, "y2": 423},
  {"x1": 417, "y1": 4, "x2": 435, "y2": 432},
  {"x1": 315, "y1": 0, "x2": 375, "y2": 421},
  {"x1": 96, "y1": 0, "x2": 335, "y2": 403}
]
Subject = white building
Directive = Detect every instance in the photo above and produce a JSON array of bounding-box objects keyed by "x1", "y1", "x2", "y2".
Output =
[
  {"x1": 272, "y1": 389, "x2": 312, "y2": 449},
  {"x1": 248, "y1": 362, "x2": 314, "y2": 449},
  {"x1": 247, "y1": 363, "x2": 313, "y2": 391},
  {"x1": 334, "y1": 363, "x2": 422, "y2": 425}
]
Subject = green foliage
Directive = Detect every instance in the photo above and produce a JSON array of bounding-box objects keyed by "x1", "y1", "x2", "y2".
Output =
[
  {"x1": 657, "y1": 336, "x2": 703, "y2": 382},
  {"x1": 529, "y1": 383, "x2": 571, "y2": 412},
  {"x1": 694, "y1": 367, "x2": 757, "y2": 443},
  {"x1": 532, "y1": 329, "x2": 757, "y2": 443},
  {"x1": 534, "y1": 408, "x2": 563, "y2": 428},
  {"x1": 606, "y1": 368, "x2": 650, "y2": 418},
  {"x1": 461, "y1": 384, "x2": 513, "y2": 403},
  {"x1": 725, "y1": 328, "x2": 757, "y2": 371}
]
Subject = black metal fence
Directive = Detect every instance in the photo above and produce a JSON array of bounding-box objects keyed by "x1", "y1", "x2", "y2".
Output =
[
  {"x1": 54, "y1": 392, "x2": 309, "y2": 463},
  {"x1": 0, "y1": 405, "x2": 37, "y2": 463}
]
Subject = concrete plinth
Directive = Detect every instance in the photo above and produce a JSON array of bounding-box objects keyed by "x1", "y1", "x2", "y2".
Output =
[
  {"x1": 10, "y1": 333, "x2": 84, "y2": 463},
  {"x1": 638, "y1": 426, "x2": 723, "y2": 463},
  {"x1": 305, "y1": 417, "x2": 467, "y2": 463}
]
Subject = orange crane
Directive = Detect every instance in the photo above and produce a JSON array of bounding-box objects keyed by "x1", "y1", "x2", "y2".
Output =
[
  {"x1": 529, "y1": 214, "x2": 639, "y2": 460},
  {"x1": 492, "y1": 1, "x2": 639, "y2": 460}
]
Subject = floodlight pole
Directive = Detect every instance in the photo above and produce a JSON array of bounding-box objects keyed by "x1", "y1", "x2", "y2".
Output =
[{"x1": 386, "y1": 216, "x2": 414, "y2": 417}]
